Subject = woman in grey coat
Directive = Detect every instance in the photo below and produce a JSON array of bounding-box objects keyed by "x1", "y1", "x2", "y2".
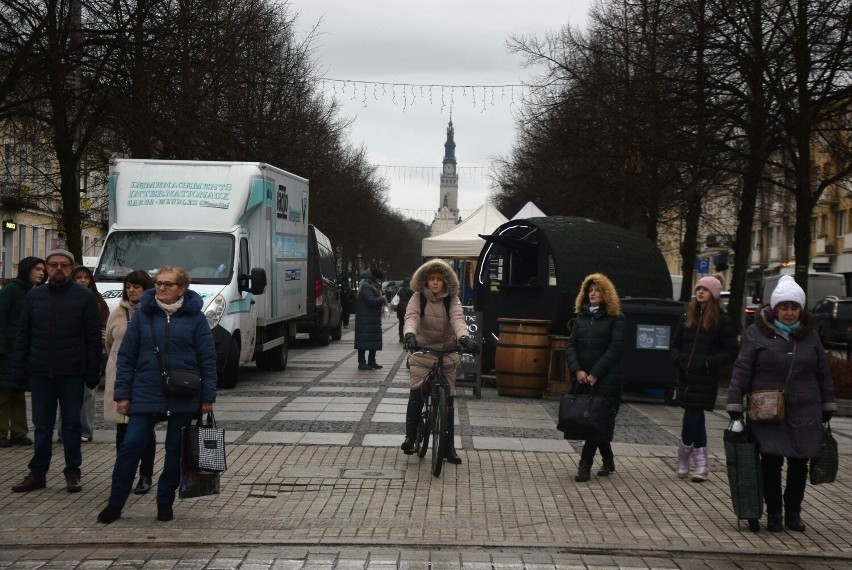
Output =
[{"x1": 727, "y1": 275, "x2": 836, "y2": 534}]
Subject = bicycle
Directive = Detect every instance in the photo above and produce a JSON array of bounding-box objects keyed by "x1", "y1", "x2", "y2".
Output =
[{"x1": 410, "y1": 347, "x2": 469, "y2": 477}]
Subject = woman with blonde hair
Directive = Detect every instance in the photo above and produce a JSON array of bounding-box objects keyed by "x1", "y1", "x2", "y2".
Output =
[
  {"x1": 670, "y1": 276, "x2": 738, "y2": 482},
  {"x1": 566, "y1": 273, "x2": 626, "y2": 482}
]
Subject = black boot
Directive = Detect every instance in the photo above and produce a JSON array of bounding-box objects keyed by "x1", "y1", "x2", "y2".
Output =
[
  {"x1": 785, "y1": 511, "x2": 806, "y2": 532},
  {"x1": 597, "y1": 455, "x2": 615, "y2": 476},
  {"x1": 575, "y1": 460, "x2": 592, "y2": 482},
  {"x1": 400, "y1": 391, "x2": 422, "y2": 454},
  {"x1": 445, "y1": 398, "x2": 461, "y2": 465},
  {"x1": 133, "y1": 475, "x2": 152, "y2": 495},
  {"x1": 766, "y1": 512, "x2": 783, "y2": 532}
]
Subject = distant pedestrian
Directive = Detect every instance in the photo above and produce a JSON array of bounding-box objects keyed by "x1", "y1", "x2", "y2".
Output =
[
  {"x1": 671, "y1": 276, "x2": 738, "y2": 482},
  {"x1": 354, "y1": 268, "x2": 386, "y2": 370},
  {"x1": 72, "y1": 265, "x2": 109, "y2": 443},
  {"x1": 394, "y1": 278, "x2": 413, "y2": 343},
  {"x1": 727, "y1": 275, "x2": 836, "y2": 533},
  {"x1": 97, "y1": 266, "x2": 217, "y2": 524},
  {"x1": 566, "y1": 273, "x2": 625, "y2": 482},
  {"x1": 10, "y1": 249, "x2": 102, "y2": 494},
  {"x1": 103, "y1": 270, "x2": 157, "y2": 495},
  {"x1": 339, "y1": 279, "x2": 354, "y2": 328},
  {"x1": 0, "y1": 257, "x2": 45, "y2": 448}
]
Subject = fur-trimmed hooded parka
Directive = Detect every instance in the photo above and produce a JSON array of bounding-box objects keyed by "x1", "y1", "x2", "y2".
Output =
[
  {"x1": 566, "y1": 273, "x2": 626, "y2": 420},
  {"x1": 404, "y1": 260, "x2": 469, "y2": 393}
]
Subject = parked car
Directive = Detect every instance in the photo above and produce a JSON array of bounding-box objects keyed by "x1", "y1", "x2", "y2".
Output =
[{"x1": 812, "y1": 295, "x2": 852, "y2": 347}]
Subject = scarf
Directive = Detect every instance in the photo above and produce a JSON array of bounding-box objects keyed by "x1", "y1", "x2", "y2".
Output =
[
  {"x1": 156, "y1": 296, "x2": 184, "y2": 316},
  {"x1": 773, "y1": 319, "x2": 802, "y2": 336}
]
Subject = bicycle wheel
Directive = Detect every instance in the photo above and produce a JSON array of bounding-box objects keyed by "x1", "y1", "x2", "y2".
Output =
[
  {"x1": 415, "y1": 402, "x2": 429, "y2": 458},
  {"x1": 431, "y1": 383, "x2": 447, "y2": 477}
]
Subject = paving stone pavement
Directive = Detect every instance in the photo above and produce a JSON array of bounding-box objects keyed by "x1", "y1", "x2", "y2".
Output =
[{"x1": 1, "y1": 321, "x2": 851, "y2": 568}]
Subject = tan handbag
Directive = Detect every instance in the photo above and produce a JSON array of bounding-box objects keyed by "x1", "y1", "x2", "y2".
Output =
[{"x1": 746, "y1": 341, "x2": 796, "y2": 424}]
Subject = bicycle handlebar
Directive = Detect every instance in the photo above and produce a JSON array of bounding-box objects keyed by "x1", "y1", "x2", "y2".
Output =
[{"x1": 409, "y1": 346, "x2": 472, "y2": 356}]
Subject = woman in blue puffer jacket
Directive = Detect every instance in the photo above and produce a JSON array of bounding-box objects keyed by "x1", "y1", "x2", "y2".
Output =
[{"x1": 96, "y1": 267, "x2": 217, "y2": 524}]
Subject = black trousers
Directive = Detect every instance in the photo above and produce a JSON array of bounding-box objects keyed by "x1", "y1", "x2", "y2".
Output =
[
  {"x1": 580, "y1": 439, "x2": 613, "y2": 463},
  {"x1": 761, "y1": 454, "x2": 808, "y2": 515}
]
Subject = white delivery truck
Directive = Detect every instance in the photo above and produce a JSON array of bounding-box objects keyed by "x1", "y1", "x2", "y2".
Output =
[{"x1": 94, "y1": 159, "x2": 309, "y2": 388}]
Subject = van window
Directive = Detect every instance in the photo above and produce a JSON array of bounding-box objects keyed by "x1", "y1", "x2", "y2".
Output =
[
  {"x1": 318, "y1": 243, "x2": 337, "y2": 281},
  {"x1": 239, "y1": 237, "x2": 249, "y2": 278},
  {"x1": 96, "y1": 231, "x2": 234, "y2": 284}
]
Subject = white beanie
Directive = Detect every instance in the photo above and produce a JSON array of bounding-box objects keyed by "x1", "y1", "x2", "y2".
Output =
[{"x1": 770, "y1": 275, "x2": 806, "y2": 310}]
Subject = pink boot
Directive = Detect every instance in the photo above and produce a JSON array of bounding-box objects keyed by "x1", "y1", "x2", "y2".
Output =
[
  {"x1": 692, "y1": 446, "x2": 709, "y2": 482},
  {"x1": 677, "y1": 440, "x2": 693, "y2": 478}
]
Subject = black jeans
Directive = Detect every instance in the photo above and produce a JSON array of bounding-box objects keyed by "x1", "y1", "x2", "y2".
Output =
[
  {"x1": 357, "y1": 350, "x2": 377, "y2": 365},
  {"x1": 580, "y1": 439, "x2": 613, "y2": 463},
  {"x1": 761, "y1": 454, "x2": 808, "y2": 515}
]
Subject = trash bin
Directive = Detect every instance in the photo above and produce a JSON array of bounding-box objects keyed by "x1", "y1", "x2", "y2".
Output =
[{"x1": 619, "y1": 298, "x2": 685, "y2": 389}]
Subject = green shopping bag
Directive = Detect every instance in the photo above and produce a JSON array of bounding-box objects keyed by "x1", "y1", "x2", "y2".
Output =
[
  {"x1": 723, "y1": 422, "x2": 763, "y2": 521},
  {"x1": 810, "y1": 423, "x2": 838, "y2": 485}
]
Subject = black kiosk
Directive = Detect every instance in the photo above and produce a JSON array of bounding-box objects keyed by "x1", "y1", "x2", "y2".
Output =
[{"x1": 474, "y1": 216, "x2": 683, "y2": 388}]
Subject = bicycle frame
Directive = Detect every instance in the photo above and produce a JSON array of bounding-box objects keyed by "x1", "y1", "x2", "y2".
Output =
[{"x1": 411, "y1": 347, "x2": 461, "y2": 477}]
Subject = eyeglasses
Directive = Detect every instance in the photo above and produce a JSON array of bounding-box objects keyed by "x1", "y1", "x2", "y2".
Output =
[
  {"x1": 46, "y1": 262, "x2": 72, "y2": 269},
  {"x1": 154, "y1": 281, "x2": 178, "y2": 289}
]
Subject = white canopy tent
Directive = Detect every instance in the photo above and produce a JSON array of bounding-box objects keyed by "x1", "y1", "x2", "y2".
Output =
[
  {"x1": 421, "y1": 203, "x2": 508, "y2": 258},
  {"x1": 511, "y1": 201, "x2": 546, "y2": 219}
]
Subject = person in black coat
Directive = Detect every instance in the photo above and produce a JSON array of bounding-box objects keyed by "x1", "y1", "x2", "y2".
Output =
[
  {"x1": 10, "y1": 249, "x2": 102, "y2": 494},
  {"x1": 394, "y1": 278, "x2": 413, "y2": 343},
  {"x1": 566, "y1": 273, "x2": 626, "y2": 482},
  {"x1": 354, "y1": 268, "x2": 386, "y2": 370},
  {"x1": 670, "y1": 276, "x2": 738, "y2": 483}
]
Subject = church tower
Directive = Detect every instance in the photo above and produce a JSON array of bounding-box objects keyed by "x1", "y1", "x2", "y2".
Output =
[
  {"x1": 430, "y1": 119, "x2": 460, "y2": 237},
  {"x1": 439, "y1": 119, "x2": 459, "y2": 216}
]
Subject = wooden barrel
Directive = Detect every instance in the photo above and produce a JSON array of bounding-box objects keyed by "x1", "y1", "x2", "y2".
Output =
[
  {"x1": 546, "y1": 335, "x2": 571, "y2": 399},
  {"x1": 495, "y1": 318, "x2": 551, "y2": 397}
]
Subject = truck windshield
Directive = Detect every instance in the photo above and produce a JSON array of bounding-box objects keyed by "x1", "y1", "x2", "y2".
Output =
[{"x1": 95, "y1": 231, "x2": 234, "y2": 285}]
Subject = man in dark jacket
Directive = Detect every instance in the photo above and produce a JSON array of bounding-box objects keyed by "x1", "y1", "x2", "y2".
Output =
[{"x1": 10, "y1": 249, "x2": 102, "y2": 494}]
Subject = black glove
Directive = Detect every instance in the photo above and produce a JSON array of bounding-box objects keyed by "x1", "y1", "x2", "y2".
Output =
[
  {"x1": 823, "y1": 411, "x2": 833, "y2": 423},
  {"x1": 728, "y1": 411, "x2": 743, "y2": 421},
  {"x1": 458, "y1": 336, "x2": 480, "y2": 355},
  {"x1": 403, "y1": 333, "x2": 419, "y2": 353}
]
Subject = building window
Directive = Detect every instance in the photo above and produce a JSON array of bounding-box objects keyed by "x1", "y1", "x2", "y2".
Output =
[
  {"x1": 18, "y1": 224, "x2": 26, "y2": 260},
  {"x1": 811, "y1": 218, "x2": 818, "y2": 241},
  {"x1": 32, "y1": 227, "x2": 39, "y2": 258},
  {"x1": 821, "y1": 214, "x2": 829, "y2": 236},
  {"x1": 788, "y1": 225, "x2": 795, "y2": 248},
  {"x1": 837, "y1": 211, "x2": 847, "y2": 237},
  {"x1": 752, "y1": 230, "x2": 759, "y2": 250},
  {"x1": 767, "y1": 226, "x2": 775, "y2": 248}
]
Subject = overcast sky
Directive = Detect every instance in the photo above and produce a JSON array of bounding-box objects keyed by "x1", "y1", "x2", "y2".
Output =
[{"x1": 289, "y1": 0, "x2": 591, "y2": 223}]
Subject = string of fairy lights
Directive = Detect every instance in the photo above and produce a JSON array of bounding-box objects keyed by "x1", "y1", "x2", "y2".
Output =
[{"x1": 319, "y1": 77, "x2": 542, "y2": 113}]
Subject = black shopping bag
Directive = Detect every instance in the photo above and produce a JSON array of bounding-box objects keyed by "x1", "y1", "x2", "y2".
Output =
[
  {"x1": 810, "y1": 423, "x2": 838, "y2": 485},
  {"x1": 723, "y1": 422, "x2": 763, "y2": 521},
  {"x1": 183, "y1": 413, "x2": 227, "y2": 473},
  {"x1": 557, "y1": 385, "x2": 614, "y2": 442},
  {"x1": 179, "y1": 425, "x2": 221, "y2": 499}
]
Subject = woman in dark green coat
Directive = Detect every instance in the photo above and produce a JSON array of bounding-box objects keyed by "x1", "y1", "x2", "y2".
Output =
[
  {"x1": 566, "y1": 272, "x2": 626, "y2": 482},
  {"x1": 0, "y1": 257, "x2": 46, "y2": 447}
]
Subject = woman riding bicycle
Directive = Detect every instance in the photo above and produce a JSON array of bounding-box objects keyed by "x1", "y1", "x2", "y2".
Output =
[{"x1": 400, "y1": 260, "x2": 478, "y2": 464}]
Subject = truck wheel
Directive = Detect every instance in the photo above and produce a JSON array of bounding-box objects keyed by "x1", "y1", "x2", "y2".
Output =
[
  {"x1": 311, "y1": 326, "x2": 330, "y2": 347},
  {"x1": 331, "y1": 324, "x2": 342, "y2": 341},
  {"x1": 257, "y1": 335, "x2": 288, "y2": 371},
  {"x1": 218, "y1": 337, "x2": 240, "y2": 389}
]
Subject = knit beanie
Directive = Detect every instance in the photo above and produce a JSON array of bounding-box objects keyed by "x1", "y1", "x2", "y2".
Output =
[
  {"x1": 17, "y1": 256, "x2": 45, "y2": 281},
  {"x1": 46, "y1": 248, "x2": 75, "y2": 264},
  {"x1": 695, "y1": 276, "x2": 722, "y2": 300},
  {"x1": 771, "y1": 275, "x2": 806, "y2": 310}
]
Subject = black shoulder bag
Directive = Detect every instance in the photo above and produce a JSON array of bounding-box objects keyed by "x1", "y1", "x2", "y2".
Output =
[{"x1": 149, "y1": 313, "x2": 202, "y2": 398}]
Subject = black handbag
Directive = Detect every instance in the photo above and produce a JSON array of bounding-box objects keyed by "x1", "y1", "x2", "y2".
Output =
[
  {"x1": 150, "y1": 314, "x2": 201, "y2": 398},
  {"x1": 810, "y1": 423, "x2": 838, "y2": 485},
  {"x1": 557, "y1": 384, "x2": 614, "y2": 442}
]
